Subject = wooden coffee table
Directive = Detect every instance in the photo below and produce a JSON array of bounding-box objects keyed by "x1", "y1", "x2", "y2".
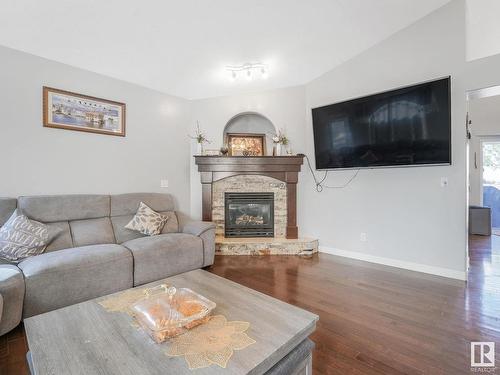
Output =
[{"x1": 24, "y1": 269, "x2": 318, "y2": 374}]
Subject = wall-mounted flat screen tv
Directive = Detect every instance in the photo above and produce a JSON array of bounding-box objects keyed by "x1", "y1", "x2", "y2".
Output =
[{"x1": 311, "y1": 77, "x2": 451, "y2": 170}]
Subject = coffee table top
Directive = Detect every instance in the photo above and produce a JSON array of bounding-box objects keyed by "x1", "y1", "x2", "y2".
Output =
[{"x1": 25, "y1": 269, "x2": 318, "y2": 375}]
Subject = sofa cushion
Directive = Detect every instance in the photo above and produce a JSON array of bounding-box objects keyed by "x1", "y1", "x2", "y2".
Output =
[
  {"x1": 18, "y1": 244, "x2": 133, "y2": 317},
  {"x1": 125, "y1": 202, "x2": 168, "y2": 236},
  {"x1": 122, "y1": 233, "x2": 203, "y2": 286},
  {"x1": 111, "y1": 215, "x2": 145, "y2": 244},
  {"x1": 159, "y1": 211, "x2": 179, "y2": 234},
  {"x1": 18, "y1": 195, "x2": 110, "y2": 223},
  {"x1": 0, "y1": 198, "x2": 16, "y2": 227},
  {"x1": 110, "y1": 193, "x2": 175, "y2": 216},
  {"x1": 44, "y1": 221, "x2": 73, "y2": 252},
  {"x1": 70, "y1": 217, "x2": 116, "y2": 247}
]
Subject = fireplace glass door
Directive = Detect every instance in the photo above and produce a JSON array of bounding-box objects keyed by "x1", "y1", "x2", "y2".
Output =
[{"x1": 224, "y1": 192, "x2": 274, "y2": 237}]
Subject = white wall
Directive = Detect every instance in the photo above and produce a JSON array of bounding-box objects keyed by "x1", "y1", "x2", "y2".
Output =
[
  {"x1": 189, "y1": 86, "x2": 307, "y2": 218},
  {"x1": 468, "y1": 94, "x2": 500, "y2": 205},
  {"x1": 0, "y1": 45, "x2": 192, "y2": 214},
  {"x1": 466, "y1": 0, "x2": 500, "y2": 61},
  {"x1": 187, "y1": 0, "x2": 500, "y2": 280},
  {"x1": 301, "y1": 0, "x2": 500, "y2": 280}
]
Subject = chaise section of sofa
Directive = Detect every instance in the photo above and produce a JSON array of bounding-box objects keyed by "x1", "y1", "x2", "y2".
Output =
[{"x1": 0, "y1": 193, "x2": 216, "y2": 333}]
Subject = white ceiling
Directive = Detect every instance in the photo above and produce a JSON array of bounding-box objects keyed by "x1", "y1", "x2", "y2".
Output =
[{"x1": 0, "y1": 0, "x2": 451, "y2": 100}]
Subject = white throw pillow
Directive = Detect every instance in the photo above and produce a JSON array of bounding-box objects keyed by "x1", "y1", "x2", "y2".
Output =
[
  {"x1": 125, "y1": 202, "x2": 168, "y2": 236},
  {"x1": 0, "y1": 210, "x2": 52, "y2": 262}
]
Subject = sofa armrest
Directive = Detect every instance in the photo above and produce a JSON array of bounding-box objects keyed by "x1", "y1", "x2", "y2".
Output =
[
  {"x1": 182, "y1": 221, "x2": 216, "y2": 236},
  {"x1": 0, "y1": 265, "x2": 24, "y2": 336},
  {"x1": 180, "y1": 220, "x2": 216, "y2": 267}
]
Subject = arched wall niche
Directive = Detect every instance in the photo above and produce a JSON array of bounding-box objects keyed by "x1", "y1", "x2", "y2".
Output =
[{"x1": 223, "y1": 112, "x2": 277, "y2": 155}]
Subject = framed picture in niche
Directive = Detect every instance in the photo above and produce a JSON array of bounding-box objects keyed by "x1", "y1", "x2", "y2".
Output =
[
  {"x1": 43, "y1": 86, "x2": 126, "y2": 136},
  {"x1": 226, "y1": 133, "x2": 266, "y2": 156}
]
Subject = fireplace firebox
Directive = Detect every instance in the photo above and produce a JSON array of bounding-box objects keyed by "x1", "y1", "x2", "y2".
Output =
[{"x1": 224, "y1": 192, "x2": 274, "y2": 237}]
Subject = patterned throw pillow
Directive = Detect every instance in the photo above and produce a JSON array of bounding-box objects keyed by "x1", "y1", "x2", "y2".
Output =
[
  {"x1": 0, "y1": 210, "x2": 51, "y2": 262},
  {"x1": 125, "y1": 202, "x2": 169, "y2": 236}
]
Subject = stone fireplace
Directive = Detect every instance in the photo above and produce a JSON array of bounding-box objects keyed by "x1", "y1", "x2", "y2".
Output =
[{"x1": 194, "y1": 155, "x2": 318, "y2": 255}]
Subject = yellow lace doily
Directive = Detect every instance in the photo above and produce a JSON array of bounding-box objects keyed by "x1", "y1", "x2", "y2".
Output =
[
  {"x1": 98, "y1": 287, "x2": 146, "y2": 315},
  {"x1": 98, "y1": 290, "x2": 256, "y2": 370},
  {"x1": 167, "y1": 315, "x2": 256, "y2": 369}
]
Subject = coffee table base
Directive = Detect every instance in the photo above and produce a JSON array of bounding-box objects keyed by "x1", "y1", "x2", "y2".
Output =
[{"x1": 265, "y1": 338, "x2": 314, "y2": 375}]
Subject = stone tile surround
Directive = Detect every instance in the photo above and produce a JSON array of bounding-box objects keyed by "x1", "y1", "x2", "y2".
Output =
[{"x1": 212, "y1": 175, "x2": 287, "y2": 238}]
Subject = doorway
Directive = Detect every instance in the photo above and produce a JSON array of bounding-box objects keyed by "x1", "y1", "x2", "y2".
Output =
[
  {"x1": 480, "y1": 138, "x2": 500, "y2": 235},
  {"x1": 468, "y1": 89, "x2": 500, "y2": 239}
]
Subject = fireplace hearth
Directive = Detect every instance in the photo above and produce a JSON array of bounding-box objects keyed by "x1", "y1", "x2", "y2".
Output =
[{"x1": 225, "y1": 192, "x2": 274, "y2": 237}]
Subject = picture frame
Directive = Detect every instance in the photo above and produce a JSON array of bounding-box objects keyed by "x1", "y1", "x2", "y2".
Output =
[
  {"x1": 226, "y1": 133, "x2": 266, "y2": 156},
  {"x1": 43, "y1": 86, "x2": 126, "y2": 137}
]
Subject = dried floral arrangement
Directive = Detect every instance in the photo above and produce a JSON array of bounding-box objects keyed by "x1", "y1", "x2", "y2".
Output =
[
  {"x1": 272, "y1": 129, "x2": 289, "y2": 145},
  {"x1": 189, "y1": 121, "x2": 211, "y2": 144}
]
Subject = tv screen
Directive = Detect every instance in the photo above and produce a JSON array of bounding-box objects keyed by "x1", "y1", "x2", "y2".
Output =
[{"x1": 311, "y1": 77, "x2": 451, "y2": 170}]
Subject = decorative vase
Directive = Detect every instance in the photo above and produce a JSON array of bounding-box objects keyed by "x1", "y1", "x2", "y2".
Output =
[
  {"x1": 196, "y1": 143, "x2": 204, "y2": 155},
  {"x1": 274, "y1": 143, "x2": 282, "y2": 156}
]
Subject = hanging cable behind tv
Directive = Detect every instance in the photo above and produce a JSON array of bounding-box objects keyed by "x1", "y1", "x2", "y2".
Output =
[{"x1": 301, "y1": 154, "x2": 360, "y2": 192}]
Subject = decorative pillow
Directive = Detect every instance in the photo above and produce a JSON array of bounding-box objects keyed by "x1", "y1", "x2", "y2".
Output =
[
  {"x1": 125, "y1": 202, "x2": 169, "y2": 236},
  {"x1": 0, "y1": 210, "x2": 51, "y2": 262}
]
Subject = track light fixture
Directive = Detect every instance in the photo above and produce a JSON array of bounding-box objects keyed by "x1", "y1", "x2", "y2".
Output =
[{"x1": 226, "y1": 63, "x2": 268, "y2": 81}]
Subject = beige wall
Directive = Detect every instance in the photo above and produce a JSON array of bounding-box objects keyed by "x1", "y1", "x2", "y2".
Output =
[
  {"x1": 466, "y1": 0, "x2": 500, "y2": 61},
  {"x1": 188, "y1": 1, "x2": 500, "y2": 279},
  {"x1": 302, "y1": 0, "x2": 500, "y2": 279},
  {"x1": 0, "y1": 45, "x2": 192, "y2": 214}
]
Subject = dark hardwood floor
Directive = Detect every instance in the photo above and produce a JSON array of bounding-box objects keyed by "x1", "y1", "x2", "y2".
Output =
[{"x1": 1, "y1": 235, "x2": 499, "y2": 374}]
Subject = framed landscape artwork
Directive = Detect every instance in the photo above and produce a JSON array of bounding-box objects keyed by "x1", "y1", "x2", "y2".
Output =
[
  {"x1": 226, "y1": 133, "x2": 266, "y2": 156},
  {"x1": 43, "y1": 86, "x2": 126, "y2": 136}
]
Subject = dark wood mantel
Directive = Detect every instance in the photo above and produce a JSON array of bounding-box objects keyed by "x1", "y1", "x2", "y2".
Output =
[{"x1": 194, "y1": 155, "x2": 304, "y2": 239}]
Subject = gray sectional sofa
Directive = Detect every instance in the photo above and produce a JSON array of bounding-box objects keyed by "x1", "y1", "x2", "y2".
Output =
[{"x1": 0, "y1": 193, "x2": 215, "y2": 336}]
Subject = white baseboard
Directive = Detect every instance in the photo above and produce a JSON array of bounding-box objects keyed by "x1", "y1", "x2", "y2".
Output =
[{"x1": 319, "y1": 246, "x2": 467, "y2": 281}]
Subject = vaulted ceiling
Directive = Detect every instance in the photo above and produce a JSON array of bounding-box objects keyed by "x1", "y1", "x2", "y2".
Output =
[{"x1": 0, "y1": 0, "x2": 451, "y2": 99}]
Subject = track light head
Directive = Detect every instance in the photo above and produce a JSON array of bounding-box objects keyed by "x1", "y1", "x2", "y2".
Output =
[{"x1": 226, "y1": 63, "x2": 268, "y2": 82}]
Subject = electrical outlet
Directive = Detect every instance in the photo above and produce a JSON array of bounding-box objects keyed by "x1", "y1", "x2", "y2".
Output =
[
  {"x1": 440, "y1": 177, "x2": 448, "y2": 188},
  {"x1": 360, "y1": 232, "x2": 367, "y2": 242},
  {"x1": 160, "y1": 179, "x2": 169, "y2": 188}
]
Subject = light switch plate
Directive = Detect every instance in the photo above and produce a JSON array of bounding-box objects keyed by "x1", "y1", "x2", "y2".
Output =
[{"x1": 160, "y1": 179, "x2": 169, "y2": 188}]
